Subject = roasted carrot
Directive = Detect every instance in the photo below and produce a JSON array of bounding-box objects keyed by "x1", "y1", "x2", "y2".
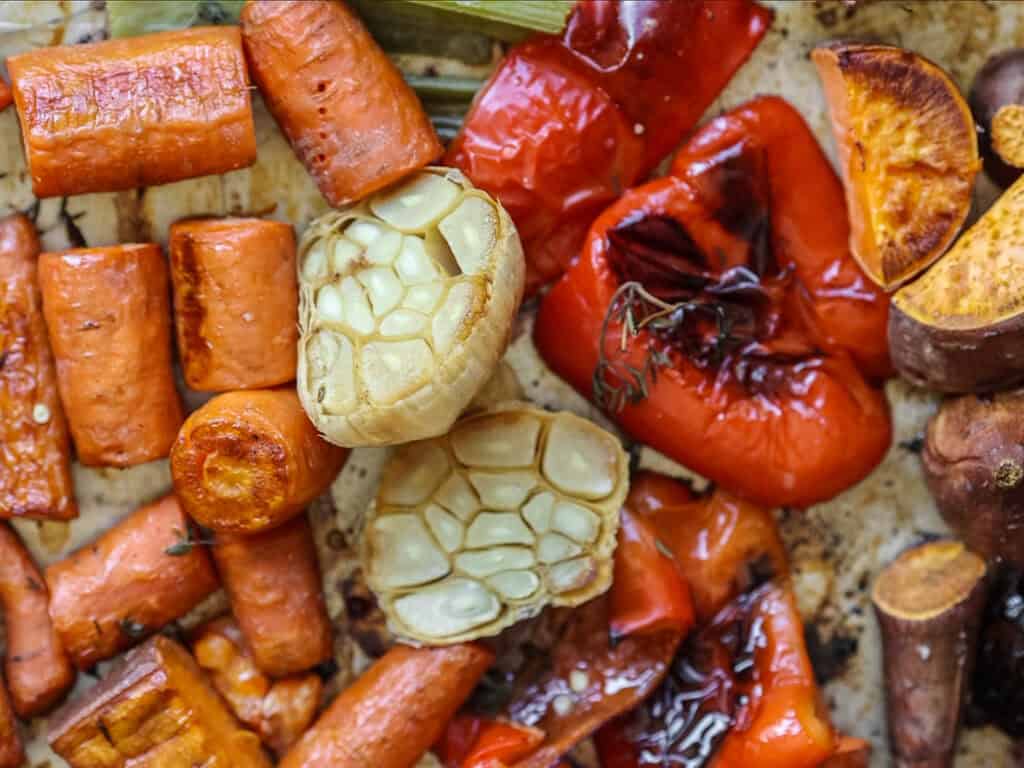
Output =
[
  {"x1": 169, "y1": 218, "x2": 299, "y2": 392},
  {"x1": 0, "y1": 214, "x2": 76, "y2": 520},
  {"x1": 213, "y1": 515, "x2": 333, "y2": 677},
  {"x1": 280, "y1": 643, "x2": 493, "y2": 768},
  {"x1": 171, "y1": 389, "x2": 348, "y2": 533},
  {"x1": 38, "y1": 244, "x2": 184, "y2": 467},
  {"x1": 7, "y1": 27, "x2": 256, "y2": 199},
  {"x1": 241, "y1": 0, "x2": 442, "y2": 207},
  {"x1": 0, "y1": 524, "x2": 74, "y2": 717},
  {"x1": 0, "y1": 676, "x2": 22, "y2": 768},
  {"x1": 46, "y1": 495, "x2": 220, "y2": 669}
]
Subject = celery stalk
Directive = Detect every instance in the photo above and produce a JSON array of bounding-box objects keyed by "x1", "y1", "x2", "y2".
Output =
[
  {"x1": 405, "y1": 0, "x2": 575, "y2": 37},
  {"x1": 107, "y1": 0, "x2": 243, "y2": 37}
]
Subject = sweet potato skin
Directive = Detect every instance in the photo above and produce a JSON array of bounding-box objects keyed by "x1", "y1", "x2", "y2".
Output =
[
  {"x1": 280, "y1": 643, "x2": 492, "y2": 768},
  {"x1": 38, "y1": 244, "x2": 184, "y2": 467},
  {"x1": 213, "y1": 515, "x2": 332, "y2": 677},
  {"x1": 46, "y1": 495, "x2": 219, "y2": 669},
  {"x1": 48, "y1": 636, "x2": 271, "y2": 768},
  {"x1": 170, "y1": 218, "x2": 298, "y2": 392},
  {"x1": 0, "y1": 524, "x2": 75, "y2": 717},
  {"x1": 7, "y1": 27, "x2": 256, "y2": 199},
  {"x1": 241, "y1": 0, "x2": 441, "y2": 206},
  {"x1": 0, "y1": 214, "x2": 76, "y2": 520},
  {"x1": 171, "y1": 389, "x2": 349, "y2": 533},
  {"x1": 0, "y1": 677, "x2": 22, "y2": 768}
]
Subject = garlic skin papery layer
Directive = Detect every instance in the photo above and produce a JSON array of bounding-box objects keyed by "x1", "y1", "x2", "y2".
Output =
[
  {"x1": 297, "y1": 167, "x2": 525, "y2": 447},
  {"x1": 362, "y1": 403, "x2": 629, "y2": 644}
]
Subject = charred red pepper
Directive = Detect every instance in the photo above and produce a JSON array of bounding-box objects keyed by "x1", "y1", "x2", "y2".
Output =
[
  {"x1": 535, "y1": 97, "x2": 892, "y2": 508},
  {"x1": 447, "y1": 0, "x2": 772, "y2": 295},
  {"x1": 436, "y1": 717, "x2": 545, "y2": 768},
  {"x1": 596, "y1": 583, "x2": 835, "y2": 768}
]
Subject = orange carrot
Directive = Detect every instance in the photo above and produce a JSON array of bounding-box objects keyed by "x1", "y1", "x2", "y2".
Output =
[
  {"x1": 0, "y1": 214, "x2": 76, "y2": 519},
  {"x1": 241, "y1": 0, "x2": 442, "y2": 206},
  {"x1": 7, "y1": 27, "x2": 256, "y2": 199},
  {"x1": 38, "y1": 244, "x2": 184, "y2": 467}
]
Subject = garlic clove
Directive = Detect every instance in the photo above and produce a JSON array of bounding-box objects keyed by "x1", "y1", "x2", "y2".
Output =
[
  {"x1": 537, "y1": 533, "x2": 583, "y2": 564},
  {"x1": 380, "y1": 309, "x2": 427, "y2": 337},
  {"x1": 542, "y1": 419, "x2": 622, "y2": 500},
  {"x1": 468, "y1": 471, "x2": 536, "y2": 510},
  {"x1": 345, "y1": 219, "x2": 385, "y2": 247},
  {"x1": 487, "y1": 570, "x2": 540, "y2": 601},
  {"x1": 432, "y1": 281, "x2": 480, "y2": 356},
  {"x1": 361, "y1": 339, "x2": 434, "y2": 404},
  {"x1": 365, "y1": 228, "x2": 402, "y2": 266},
  {"x1": 339, "y1": 277, "x2": 374, "y2": 335},
  {"x1": 379, "y1": 441, "x2": 450, "y2": 506},
  {"x1": 455, "y1": 547, "x2": 534, "y2": 578},
  {"x1": 522, "y1": 492, "x2": 555, "y2": 534},
  {"x1": 392, "y1": 578, "x2": 499, "y2": 639},
  {"x1": 370, "y1": 172, "x2": 463, "y2": 232},
  {"x1": 307, "y1": 330, "x2": 339, "y2": 379},
  {"x1": 330, "y1": 237, "x2": 363, "y2": 276},
  {"x1": 302, "y1": 240, "x2": 327, "y2": 281},
  {"x1": 402, "y1": 282, "x2": 444, "y2": 314},
  {"x1": 439, "y1": 196, "x2": 497, "y2": 275},
  {"x1": 435, "y1": 473, "x2": 480, "y2": 522},
  {"x1": 546, "y1": 557, "x2": 597, "y2": 594},
  {"x1": 425, "y1": 504, "x2": 464, "y2": 554},
  {"x1": 315, "y1": 284, "x2": 344, "y2": 325},
  {"x1": 465, "y1": 512, "x2": 535, "y2": 548},
  {"x1": 357, "y1": 267, "x2": 404, "y2": 317},
  {"x1": 319, "y1": 333, "x2": 356, "y2": 414},
  {"x1": 369, "y1": 514, "x2": 451, "y2": 589},
  {"x1": 552, "y1": 502, "x2": 601, "y2": 545},
  {"x1": 395, "y1": 236, "x2": 441, "y2": 285},
  {"x1": 451, "y1": 412, "x2": 541, "y2": 468}
]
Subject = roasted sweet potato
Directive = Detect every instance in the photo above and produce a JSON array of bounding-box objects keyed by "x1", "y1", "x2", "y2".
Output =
[
  {"x1": 7, "y1": 27, "x2": 256, "y2": 199},
  {"x1": 169, "y1": 218, "x2": 298, "y2": 392},
  {"x1": 0, "y1": 214, "x2": 76, "y2": 520},
  {"x1": 970, "y1": 49, "x2": 1024, "y2": 188},
  {"x1": 38, "y1": 244, "x2": 184, "y2": 467},
  {"x1": 48, "y1": 636, "x2": 271, "y2": 768},
  {"x1": 46, "y1": 495, "x2": 219, "y2": 669},
  {"x1": 213, "y1": 515, "x2": 332, "y2": 677},
  {"x1": 813, "y1": 42, "x2": 979, "y2": 290},
  {"x1": 0, "y1": 524, "x2": 74, "y2": 717},
  {"x1": 890, "y1": 174, "x2": 1024, "y2": 392},
  {"x1": 171, "y1": 389, "x2": 349, "y2": 532},
  {"x1": 0, "y1": 677, "x2": 21, "y2": 768}
]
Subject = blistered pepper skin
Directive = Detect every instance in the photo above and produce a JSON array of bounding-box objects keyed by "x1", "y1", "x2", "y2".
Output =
[
  {"x1": 38, "y1": 244, "x2": 185, "y2": 468},
  {"x1": 241, "y1": 0, "x2": 442, "y2": 207},
  {"x1": 0, "y1": 214, "x2": 76, "y2": 520},
  {"x1": 7, "y1": 27, "x2": 256, "y2": 199},
  {"x1": 169, "y1": 218, "x2": 299, "y2": 392},
  {"x1": 0, "y1": 524, "x2": 75, "y2": 718},
  {"x1": 46, "y1": 495, "x2": 220, "y2": 670}
]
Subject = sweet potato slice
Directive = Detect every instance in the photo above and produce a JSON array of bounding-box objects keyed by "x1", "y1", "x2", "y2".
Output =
[
  {"x1": 993, "y1": 103, "x2": 1024, "y2": 168},
  {"x1": 813, "y1": 42, "x2": 980, "y2": 290},
  {"x1": 890, "y1": 174, "x2": 1024, "y2": 392}
]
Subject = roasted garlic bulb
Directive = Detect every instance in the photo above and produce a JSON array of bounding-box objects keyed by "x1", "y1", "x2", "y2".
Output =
[
  {"x1": 297, "y1": 168, "x2": 525, "y2": 447},
  {"x1": 362, "y1": 404, "x2": 629, "y2": 644}
]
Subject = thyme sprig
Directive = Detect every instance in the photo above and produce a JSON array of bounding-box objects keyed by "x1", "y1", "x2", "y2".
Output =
[{"x1": 165, "y1": 527, "x2": 215, "y2": 557}]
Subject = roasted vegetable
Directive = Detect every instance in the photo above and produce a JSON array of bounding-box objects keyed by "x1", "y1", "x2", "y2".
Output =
[
  {"x1": 7, "y1": 27, "x2": 256, "y2": 198},
  {"x1": 107, "y1": 0, "x2": 245, "y2": 37},
  {"x1": 448, "y1": 0, "x2": 771, "y2": 295},
  {"x1": 970, "y1": 49, "x2": 1024, "y2": 188},
  {"x1": 297, "y1": 168, "x2": 524, "y2": 447},
  {"x1": 823, "y1": 737, "x2": 871, "y2": 768},
  {"x1": 0, "y1": 214, "x2": 76, "y2": 520},
  {"x1": 38, "y1": 244, "x2": 184, "y2": 467},
  {"x1": 535, "y1": 97, "x2": 891, "y2": 509},
  {"x1": 280, "y1": 643, "x2": 492, "y2": 768},
  {"x1": 971, "y1": 565, "x2": 1024, "y2": 738},
  {"x1": 889, "y1": 174, "x2": 1024, "y2": 392},
  {"x1": 46, "y1": 495, "x2": 219, "y2": 669},
  {"x1": 0, "y1": 77, "x2": 10, "y2": 113},
  {"x1": 213, "y1": 515, "x2": 333, "y2": 677},
  {"x1": 48, "y1": 636, "x2": 270, "y2": 768},
  {"x1": 240, "y1": 0, "x2": 442, "y2": 208},
  {"x1": 0, "y1": 677, "x2": 22, "y2": 768},
  {"x1": 436, "y1": 717, "x2": 544, "y2": 768},
  {"x1": 872, "y1": 541, "x2": 987, "y2": 768},
  {"x1": 169, "y1": 218, "x2": 298, "y2": 392},
  {"x1": 362, "y1": 404, "x2": 628, "y2": 644},
  {"x1": 813, "y1": 42, "x2": 980, "y2": 290},
  {"x1": 191, "y1": 617, "x2": 322, "y2": 757},
  {"x1": 922, "y1": 390, "x2": 1024, "y2": 565},
  {"x1": 171, "y1": 389, "x2": 349, "y2": 533},
  {"x1": 0, "y1": 524, "x2": 74, "y2": 718}
]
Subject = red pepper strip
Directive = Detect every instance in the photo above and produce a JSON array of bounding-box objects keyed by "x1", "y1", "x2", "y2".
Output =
[
  {"x1": 447, "y1": 0, "x2": 771, "y2": 295},
  {"x1": 0, "y1": 78, "x2": 10, "y2": 112},
  {"x1": 435, "y1": 714, "x2": 484, "y2": 768},
  {"x1": 535, "y1": 114, "x2": 891, "y2": 508},
  {"x1": 463, "y1": 721, "x2": 545, "y2": 768},
  {"x1": 669, "y1": 95, "x2": 891, "y2": 379},
  {"x1": 609, "y1": 507, "x2": 695, "y2": 640}
]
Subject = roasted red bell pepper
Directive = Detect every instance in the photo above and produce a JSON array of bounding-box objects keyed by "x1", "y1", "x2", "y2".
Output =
[
  {"x1": 436, "y1": 716, "x2": 545, "y2": 768},
  {"x1": 0, "y1": 77, "x2": 11, "y2": 112},
  {"x1": 447, "y1": 0, "x2": 772, "y2": 295},
  {"x1": 595, "y1": 583, "x2": 836, "y2": 768},
  {"x1": 535, "y1": 97, "x2": 892, "y2": 508}
]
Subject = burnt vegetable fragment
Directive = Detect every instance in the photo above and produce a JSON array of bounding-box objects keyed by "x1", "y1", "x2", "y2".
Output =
[
  {"x1": 872, "y1": 541, "x2": 988, "y2": 768},
  {"x1": 971, "y1": 565, "x2": 1024, "y2": 737},
  {"x1": 922, "y1": 390, "x2": 1024, "y2": 566},
  {"x1": 970, "y1": 49, "x2": 1024, "y2": 188}
]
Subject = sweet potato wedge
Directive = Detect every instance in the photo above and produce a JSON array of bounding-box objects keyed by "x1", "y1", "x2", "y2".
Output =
[{"x1": 813, "y1": 42, "x2": 979, "y2": 290}]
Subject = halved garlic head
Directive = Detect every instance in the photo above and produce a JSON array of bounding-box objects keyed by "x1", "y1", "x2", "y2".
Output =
[
  {"x1": 362, "y1": 403, "x2": 629, "y2": 644},
  {"x1": 297, "y1": 168, "x2": 525, "y2": 447}
]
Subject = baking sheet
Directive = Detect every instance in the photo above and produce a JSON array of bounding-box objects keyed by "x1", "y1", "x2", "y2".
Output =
[{"x1": 0, "y1": 1, "x2": 1019, "y2": 766}]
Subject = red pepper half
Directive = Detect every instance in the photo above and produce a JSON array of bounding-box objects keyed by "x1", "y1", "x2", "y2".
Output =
[
  {"x1": 535, "y1": 97, "x2": 892, "y2": 508},
  {"x1": 436, "y1": 717, "x2": 545, "y2": 768},
  {"x1": 447, "y1": 0, "x2": 771, "y2": 295}
]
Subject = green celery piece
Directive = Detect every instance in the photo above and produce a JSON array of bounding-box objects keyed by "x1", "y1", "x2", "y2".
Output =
[
  {"x1": 107, "y1": 0, "x2": 244, "y2": 38},
  {"x1": 405, "y1": 75, "x2": 485, "y2": 103},
  {"x1": 405, "y1": 0, "x2": 575, "y2": 38}
]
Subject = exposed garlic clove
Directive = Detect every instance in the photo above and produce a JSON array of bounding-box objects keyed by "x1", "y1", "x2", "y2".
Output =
[
  {"x1": 432, "y1": 281, "x2": 480, "y2": 356},
  {"x1": 380, "y1": 310, "x2": 427, "y2": 337},
  {"x1": 487, "y1": 570, "x2": 540, "y2": 601},
  {"x1": 358, "y1": 267, "x2": 404, "y2": 317},
  {"x1": 361, "y1": 340, "x2": 434, "y2": 404},
  {"x1": 465, "y1": 512, "x2": 535, "y2": 548},
  {"x1": 368, "y1": 514, "x2": 451, "y2": 589},
  {"x1": 537, "y1": 533, "x2": 583, "y2": 564},
  {"x1": 370, "y1": 172, "x2": 462, "y2": 232},
  {"x1": 395, "y1": 236, "x2": 441, "y2": 285},
  {"x1": 403, "y1": 282, "x2": 444, "y2": 314},
  {"x1": 425, "y1": 229, "x2": 460, "y2": 276},
  {"x1": 345, "y1": 219, "x2": 385, "y2": 247},
  {"x1": 522, "y1": 492, "x2": 555, "y2": 534},
  {"x1": 468, "y1": 471, "x2": 536, "y2": 510},
  {"x1": 439, "y1": 196, "x2": 497, "y2": 275},
  {"x1": 542, "y1": 418, "x2": 622, "y2": 500},
  {"x1": 307, "y1": 331, "x2": 339, "y2": 379},
  {"x1": 319, "y1": 333, "x2": 356, "y2": 414},
  {"x1": 302, "y1": 240, "x2": 327, "y2": 281},
  {"x1": 425, "y1": 504, "x2": 464, "y2": 554},
  {"x1": 552, "y1": 502, "x2": 601, "y2": 545},
  {"x1": 435, "y1": 473, "x2": 480, "y2": 522},
  {"x1": 330, "y1": 237, "x2": 363, "y2": 276},
  {"x1": 339, "y1": 277, "x2": 374, "y2": 335},
  {"x1": 455, "y1": 547, "x2": 534, "y2": 578},
  {"x1": 379, "y1": 442, "x2": 450, "y2": 506},
  {"x1": 365, "y1": 228, "x2": 402, "y2": 266},
  {"x1": 393, "y1": 578, "x2": 500, "y2": 638},
  {"x1": 452, "y1": 412, "x2": 541, "y2": 468},
  {"x1": 316, "y1": 284, "x2": 344, "y2": 324},
  {"x1": 546, "y1": 557, "x2": 597, "y2": 594}
]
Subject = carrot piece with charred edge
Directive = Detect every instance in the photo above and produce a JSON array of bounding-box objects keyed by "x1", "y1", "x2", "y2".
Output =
[
  {"x1": 240, "y1": 0, "x2": 442, "y2": 208},
  {"x1": 0, "y1": 524, "x2": 74, "y2": 717},
  {"x1": 7, "y1": 27, "x2": 255, "y2": 199},
  {"x1": 0, "y1": 676, "x2": 22, "y2": 768},
  {"x1": 213, "y1": 515, "x2": 333, "y2": 678},
  {"x1": 191, "y1": 616, "x2": 322, "y2": 757},
  {"x1": 171, "y1": 389, "x2": 349, "y2": 533},
  {"x1": 0, "y1": 214, "x2": 76, "y2": 520},
  {"x1": 169, "y1": 218, "x2": 298, "y2": 392},
  {"x1": 38, "y1": 244, "x2": 184, "y2": 468},
  {"x1": 46, "y1": 495, "x2": 219, "y2": 670},
  {"x1": 280, "y1": 643, "x2": 493, "y2": 768}
]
